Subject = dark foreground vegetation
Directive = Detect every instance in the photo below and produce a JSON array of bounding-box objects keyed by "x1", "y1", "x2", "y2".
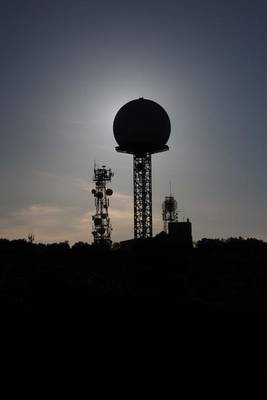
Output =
[{"x1": 0, "y1": 236, "x2": 267, "y2": 315}]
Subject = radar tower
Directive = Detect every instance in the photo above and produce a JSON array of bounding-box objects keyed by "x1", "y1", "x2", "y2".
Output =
[{"x1": 113, "y1": 98, "x2": 171, "y2": 239}]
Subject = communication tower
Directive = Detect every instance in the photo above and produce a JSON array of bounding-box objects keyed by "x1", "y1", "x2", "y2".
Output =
[
  {"x1": 162, "y1": 185, "x2": 178, "y2": 233},
  {"x1": 91, "y1": 164, "x2": 113, "y2": 246},
  {"x1": 113, "y1": 98, "x2": 171, "y2": 239}
]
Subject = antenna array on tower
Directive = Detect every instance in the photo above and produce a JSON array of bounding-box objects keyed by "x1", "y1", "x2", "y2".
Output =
[
  {"x1": 91, "y1": 164, "x2": 114, "y2": 247},
  {"x1": 162, "y1": 192, "x2": 178, "y2": 234}
]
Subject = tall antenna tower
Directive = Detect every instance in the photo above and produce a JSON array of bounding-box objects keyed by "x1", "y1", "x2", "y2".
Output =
[
  {"x1": 91, "y1": 164, "x2": 114, "y2": 246},
  {"x1": 113, "y1": 98, "x2": 171, "y2": 239},
  {"x1": 162, "y1": 184, "x2": 178, "y2": 233}
]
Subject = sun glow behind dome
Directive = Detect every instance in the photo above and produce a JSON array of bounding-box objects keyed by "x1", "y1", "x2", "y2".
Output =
[{"x1": 1, "y1": 0, "x2": 266, "y2": 243}]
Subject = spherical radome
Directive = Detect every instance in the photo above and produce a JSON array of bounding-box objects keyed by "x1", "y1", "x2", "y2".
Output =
[
  {"x1": 113, "y1": 98, "x2": 171, "y2": 154},
  {"x1": 163, "y1": 197, "x2": 177, "y2": 212}
]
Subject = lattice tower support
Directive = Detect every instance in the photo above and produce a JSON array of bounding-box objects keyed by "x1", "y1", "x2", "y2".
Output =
[
  {"x1": 91, "y1": 165, "x2": 113, "y2": 246},
  {"x1": 133, "y1": 153, "x2": 152, "y2": 239}
]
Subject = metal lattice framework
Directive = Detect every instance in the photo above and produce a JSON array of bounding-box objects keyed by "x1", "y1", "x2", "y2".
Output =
[
  {"x1": 133, "y1": 153, "x2": 152, "y2": 239},
  {"x1": 91, "y1": 165, "x2": 113, "y2": 246},
  {"x1": 162, "y1": 195, "x2": 178, "y2": 233}
]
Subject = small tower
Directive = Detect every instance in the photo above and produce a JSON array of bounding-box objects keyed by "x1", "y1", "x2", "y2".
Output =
[
  {"x1": 91, "y1": 164, "x2": 114, "y2": 247},
  {"x1": 162, "y1": 185, "x2": 178, "y2": 233}
]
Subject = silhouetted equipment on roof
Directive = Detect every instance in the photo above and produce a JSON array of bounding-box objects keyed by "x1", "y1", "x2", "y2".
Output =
[
  {"x1": 91, "y1": 164, "x2": 114, "y2": 247},
  {"x1": 113, "y1": 98, "x2": 171, "y2": 239},
  {"x1": 162, "y1": 185, "x2": 178, "y2": 233},
  {"x1": 161, "y1": 188, "x2": 193, "y2": 248}
]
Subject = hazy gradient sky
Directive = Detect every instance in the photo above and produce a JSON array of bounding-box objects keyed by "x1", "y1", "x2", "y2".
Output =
[{"x1": 0, "y1": 0, "x2": 266, "y2": 243}]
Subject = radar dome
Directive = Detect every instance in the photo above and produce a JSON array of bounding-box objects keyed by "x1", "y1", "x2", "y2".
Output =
[
  {"x1": 113, "y1": 98, "x2": 171, "y2": 154},
  {"x1": 162, "y1": 197, "x2": 177, "y2": 212}
]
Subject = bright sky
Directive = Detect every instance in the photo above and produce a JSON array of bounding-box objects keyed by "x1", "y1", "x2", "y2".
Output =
[{"x1": 0, "y1": 0, "x2": 266, "y2": 243}]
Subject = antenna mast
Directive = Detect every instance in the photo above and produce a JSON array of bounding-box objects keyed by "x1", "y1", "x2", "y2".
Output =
[
  {"x1": 91, "y1": 164, "x2": 114, "y2": 247},
  {"x1": 162, "y1": 190, "x2": 178, "y2": 233}
]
